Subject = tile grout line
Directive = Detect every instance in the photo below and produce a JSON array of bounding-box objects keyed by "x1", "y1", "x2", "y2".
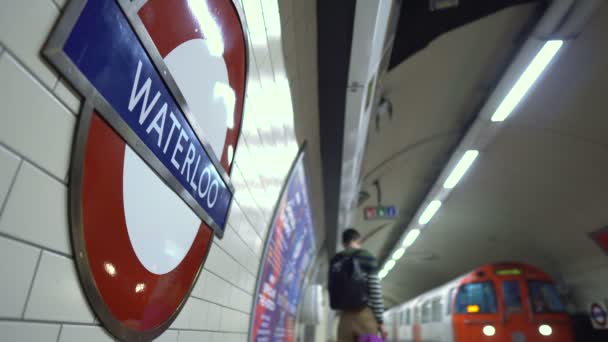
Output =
[
  {"x1": 0, "y1": 317, "x2": 98, "y2": 327},
  {"x1": 52, "y1": 74, "x2": 61, "y2": 91},
  {"x1": 231, "y1": 192, "x2": 266, "y2": 243},
  {"x1": 0, "y1": 316, "x2": 249, "y2": 335},
  {"x1": 212, "y1": 239, "x2": 258, "y2": 278},
  {"x1": 0, "y1": 141, "x2": 68, "y2": 186},
  {"x1": 53, "y1": 77, "x2": 82, "y2": 117},
  {"x1": 226, "y1": 221, "x2": 261, "y2": 263},
  {"x1": 167, "y1": 327, "x2": 247, "y2": 334},
  {"x1": 51, "y1": 0, "x2": 62, "y2": 12},
  {"x1": 189, "y1": 294, "x2": 250, "y2": 316},
  {"x1": 20, "y1": 249, "x2": 43, "y2": 319},
  {"x1": 174, "y1": 327, "x2": 248, "y2": 335},
  {"x1": 1, "y1": 45, "x2": 79, "y2": 118},
  {"x1": 0, "y1": 41, "x2": 59, "y2": 94},
  {"x1": 0, "y1": 231, "x2": 72, "y2": 259},
  {"x1": 256, "y1": 0, "x2": 278, "y2": 84},
  {"x1": 0, "y1": 159, "x2": 23, "y2": 218},
  {"x1": 205, "y1": 268, "x2": 254, "y2": 296},
  {"x1": 56, "y1": 323, "x2": 64, "y2": 342}
]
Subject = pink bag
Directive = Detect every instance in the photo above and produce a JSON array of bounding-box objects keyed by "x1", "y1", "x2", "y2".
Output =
[{"x1": 358, "y1": 334, "x2": 384, "y2": 342}]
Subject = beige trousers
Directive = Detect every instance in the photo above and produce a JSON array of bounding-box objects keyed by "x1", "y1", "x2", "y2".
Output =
[{"x1": 337, "y1": 307, "x2": 379, "y2": 342}]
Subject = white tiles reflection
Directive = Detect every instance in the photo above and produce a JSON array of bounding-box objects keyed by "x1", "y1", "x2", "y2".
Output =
[
  {"x1": 0, "y1": 0, "x2": 59, "y2": 87},
  {"x1": 25, "y1": 251, "x2": 94, "y2": 323},
  {"x1": 0, "y1": 236, "x2": 39, "y2": 318},
  {"x1": 58, "y1": 325, "x2": 114, "y2": 342},
  {"x1": 241, "y1": 0, "x2": 271, "y2": 63},
  {"x1": 0, "y1": 321, "x2": 60, "y2": 342},
  {"x1": 0, "y1": 162, "x2": 71, "y2": 255},
  {"x1": 0, "y1": 54, "x2": 75, "y2": 181}
]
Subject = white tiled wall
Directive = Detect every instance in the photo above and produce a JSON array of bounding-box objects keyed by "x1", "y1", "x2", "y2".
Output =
[{"x1": 0, "y1": 0, "x2": 300, "y2": 341}]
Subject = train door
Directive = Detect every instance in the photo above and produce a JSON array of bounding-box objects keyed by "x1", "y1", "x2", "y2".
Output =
[
  {"x1": 501, "y1": 278, "x2": 527, "y2": 340},
  {"x1": 391, "y1": 311, "x2": 398, "y2": 342},
  {"x1": 395, "y1": 310, "x2": 402, "y2": 342},
  {"x1": 404, "y1": 307, "x2": 412, "y2": 341},
  {"x1": 443, "y1": 287, "x2": 456, "y2": 342},
  {"x1": 413, "y1": 305, "x2": 421, "y2": 342}
]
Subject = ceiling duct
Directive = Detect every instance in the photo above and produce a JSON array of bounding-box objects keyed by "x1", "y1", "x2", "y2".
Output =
[{"x1": 389, "y1": 0, "x2": 544, "y2": 70}]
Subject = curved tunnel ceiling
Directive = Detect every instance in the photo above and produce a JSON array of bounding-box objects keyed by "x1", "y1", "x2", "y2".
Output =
[
  {"x1": 318, "y1": 0, "x2": 608, "y2": 305},
  {"x1": 317, "y1": 0, "x2": 544, "y2": 259},
  {"x1": 364, "y1": 3, "x2": 608, "y2": 304}
]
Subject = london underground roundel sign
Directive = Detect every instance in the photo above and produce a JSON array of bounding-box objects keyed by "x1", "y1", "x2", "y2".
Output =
[{"x1": 44, "y1": 0, "x2": 247, "y2": 340}]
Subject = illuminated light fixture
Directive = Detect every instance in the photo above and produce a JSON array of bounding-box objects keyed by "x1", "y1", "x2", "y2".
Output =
[
  {"x1": 392, "y1": 247, "x2": 406, "y2": 260},
  {"x1": 491, "y1": 40, "x2": 563, "y2": 122},
  {"x1": 379, "y1": 269, "x2": 389, "y2": 279},
  {"x1": 495, "y1": 268, "x2": 522, "y2": 276},
  {"x1": 418, "y1": 200, "x2": 442, "y2": 225},
  {"x1": 483, "y1": 325, "x2": 496, "y2": 337},
  {"x1": 385, "y1": 259, "x2": 396, "y2": 271},
  {"x1": 443, "y1": 150, "x2": 479, "y2": 189},
  {"x1": 402, "y1": 229, "x2": 421, "y2": 247},
  {"x1": 539, "y1": 324, "x2": 552, "y2": 336},
  {"x1": 467, "y1": 305, "x2": 480, "y2": 313}
]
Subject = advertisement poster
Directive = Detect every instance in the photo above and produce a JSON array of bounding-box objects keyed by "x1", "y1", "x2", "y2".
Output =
[{"x1": 250, "y1": 147, "x2": 316, "y2": 342}]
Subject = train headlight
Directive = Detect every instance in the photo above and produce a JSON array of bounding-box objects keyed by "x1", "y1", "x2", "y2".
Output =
[
  {"x1": 539, "y1": 324, "x2": 552, "y2": 336},
  {"x1": 482, "y1": 325, "x2": 496, "y2": 336}
]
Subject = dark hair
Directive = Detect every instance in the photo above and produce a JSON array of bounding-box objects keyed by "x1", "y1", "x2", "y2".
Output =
[{"x1": 342, "y1": 228, "x2": 361, "y2": 246}]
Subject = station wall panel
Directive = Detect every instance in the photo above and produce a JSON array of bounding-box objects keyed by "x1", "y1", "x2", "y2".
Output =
[{"x1": 0, "y1": 0, "x2": 299, "y2": 341}]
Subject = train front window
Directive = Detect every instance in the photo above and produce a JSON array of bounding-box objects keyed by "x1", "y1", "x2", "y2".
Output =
[
  {"x1": 502, "y1": 280, "x2": 522, "y2": 312},
  {"x1": 528, "y1": 280, "x2": 565, "y2": 313},
  {"x1": 455, "y1": 282, "x2": 497, "y2": 314}
]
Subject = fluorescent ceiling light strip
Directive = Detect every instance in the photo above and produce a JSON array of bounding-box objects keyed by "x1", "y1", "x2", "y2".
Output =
[
  {"x1": 418, "y1": 200, "x2": 442, "y2": 225},
  {"x1": 379, "y1": 269, "x2": 388, "y2": 279},
  {"x1": 402, "y1": 229, "x2": 421, "y2": 247},
  {"x1": 384, "y1": 259, "x2": 396, "y2": 271},
  {"x1": 392, "y1": 247, "x2": 406, "y2": 260},
  {"x1": 443, "y1": 150, "x2": 479, "y2": 189},
  {"x1": 491, "y1": 40, "x2": 563, "y2": 122}
]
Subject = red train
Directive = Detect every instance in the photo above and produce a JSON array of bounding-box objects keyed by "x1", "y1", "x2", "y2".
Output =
[{"x1": 384, "y1": 262, "x2": 573, "y2": 341}]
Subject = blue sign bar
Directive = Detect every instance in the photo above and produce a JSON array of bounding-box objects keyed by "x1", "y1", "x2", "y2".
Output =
[
  {"x1": 364, "y1": 205, "x2": 398, "y2": 220},
  {"x1": 63, "y1": 0, "x2": 231, "y2": 231}
]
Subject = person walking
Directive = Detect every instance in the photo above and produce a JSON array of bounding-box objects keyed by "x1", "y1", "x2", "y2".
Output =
[{"x1": 329, "y1": 228, "x2": 387, "y2": 342}]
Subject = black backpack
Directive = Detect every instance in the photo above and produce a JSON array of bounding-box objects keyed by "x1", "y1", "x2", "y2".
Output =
[{"x1": 328, "y1": 251, "x2": 368, "y2": 310}]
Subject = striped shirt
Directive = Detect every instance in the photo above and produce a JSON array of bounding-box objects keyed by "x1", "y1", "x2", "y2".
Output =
[{"x1": 338, "y1": 248, "x2": 385, "y2": 324}]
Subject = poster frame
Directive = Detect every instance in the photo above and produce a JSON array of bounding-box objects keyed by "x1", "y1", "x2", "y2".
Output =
[{"x1": 247, "y1": 141, "x2": 317, "y2": 341}]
